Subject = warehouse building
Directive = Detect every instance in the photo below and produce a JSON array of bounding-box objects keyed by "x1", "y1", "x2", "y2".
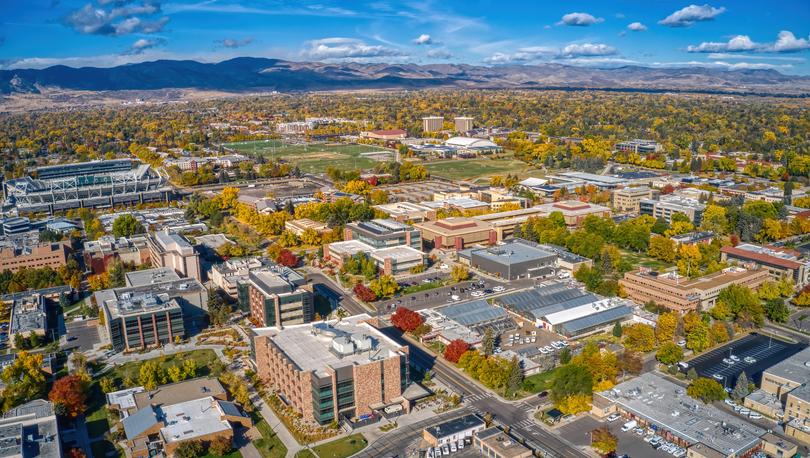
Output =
[
  {"x1": 3, "y1": 160, "x2": 171, "y2": 214},
  {"x1": 0, "y1": 400, "x2": 62, "y2": 458},
  {"x1": 461, "y1": 238, "x2": 556, "y2": 280},
  {"x1": 594, "y1": 372, "x2": 774, "y2": 458},
  {"x1": 253, "y1": 314, "x2": 414, "y2": 425}
]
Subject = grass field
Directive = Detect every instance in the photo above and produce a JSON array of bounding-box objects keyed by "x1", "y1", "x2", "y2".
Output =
[
  {"x1": 222, "y1": 140, "x2": 392, "y2": 173},
  {"x1": 310, "y1": 434, "x2": 368, "y2": 458},
  {"x1": 424, "y1": 156, "x2": 534, "y2": 182}
]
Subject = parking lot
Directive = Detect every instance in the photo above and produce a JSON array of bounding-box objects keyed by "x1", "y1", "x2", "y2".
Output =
[
  {"x1": 388, "y1": 278, "x2": 518, "y2": 313},
  {"x1": 685, "y1": 333, "x2": 807, "y2": 387},
  {"x1": 497, "y1": 322, "x2": 562, "y2": 354},
  {"x1": 788, "y1": 310, "x2": 810, "y2": 333},
  {"x1": 63, "y1": 319, "x2": 100, "y2": 352},
  {"x1": 558, "y1": 415, "x2": 671, "y2": 458}
]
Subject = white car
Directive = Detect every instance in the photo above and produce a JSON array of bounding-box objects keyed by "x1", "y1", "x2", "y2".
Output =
[
  {"x1": 607, "y1": 413, "x2": 621, "y2": 422},
  {"x1": 458, "y1": 440, "x2": 465, "y2": 450},
  {"x1": 724, "y1": 399, "x2": 737, "y2": 407},
  {"x1": 677, "y1": 339, "x2": 687, "y2": 347},
  {"x1": 439, "y1": 263, "x2": 449, "y2": 269},
  {"x1": 543, "y1": 346, "x2": 554, "y2": 353},
  {"x1": 713, "y1": 373, "x2": 724, "y2": 381},
  {"x1": 493, "y1": 286, "x2": 505, "y2": 292},
  {"x1": 722, "y1": 358, "x2": 734, "y2": 365},
  {"x1": 749, "y1": 412, "x2": 762, "y2": 420},
  {"x1": 540, "y1": 347, "x2": 550, "y2": 354},
  {"x1": 744, "y1": 356, "x2": 757, "y2": 364},
  {"x1": 450, "y1": 443, "x2": 457, "y2": 453},
  {"x1": 729, "y1": 355, "x2": 740, "y2": 362}
]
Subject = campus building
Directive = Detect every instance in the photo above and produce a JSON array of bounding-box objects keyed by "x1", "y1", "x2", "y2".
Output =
[
  {"x1": 358, "y1": 129, "x2": 407, "y2": 140},
  {"x1": 344, "y1": 219, "x2": 421, "y2": 250},
  {"x1": 612, "y1": 186, "x2": 658, "y2": 213},
  {"x1": 83, "y1": 235, "x2": 151, "y2": 274},
  {"x1": 721, "y1": 243, "x2": 810, "y2": 287},
  {"x1": 454, "y1": 116, "x2": 474, "y2": 132},
  {"x1": 494, "y1": 282, "x2": 632, "y2": 338},
  {"x1": 472, "y1": 206, "x2": 549, "y2": 240},
  {"x1": 422, "y1": 116, "x2": 444, "y2": 133},
  {"x1": 0, "y1": 400, "x2": 62, "y2": 458},
  {"x1": 372, "y1": 202, "x2": 436, "y2": 223},
  {"x1": 245, "y1": 266, "x2": 313, "y2": 327},
  {"x1": 6, "y1": 291, "x2": 48, "y2": 347},
  {"x1": 253, "y1": 314, "x2": 412, "y2": 425},
  {"x1": 95, "y1": 268, "x2": 207, "y2": 351},
  {"x1": 423, "y1": 414, "x2": 486, "y2": 447},
  {"x1": 474, "y1": 427, "x2": 533, "y2": 458},
  {"x1": 414, "y1": 217, "x2": 496, "y2": 250},
  {"x1": 0, "y1": 242, "x2": 71, "y2": 274},
  {"x1": 210, "y1": 257, "x2": 273, "y2": 299},
  {"x1": 147, "y1": 230, "x2": 202, "y2": 282},
  {"x1": 615, "y1": 139, "x2": 663, "y2": 154},
  {"x1": 3, "y1": 159, "x2": 171, "y2": 214},
  {"x1": 532, "y1": 200, "x2": 612, "y2": 227},
  {"x1": 460, "y1": 238, "x2": 557, "y2": 280},
  {"x1": 323, "y1": 240, "x2": 426, "y2": 275},
  {"x1": 640, "y1": 194, "x2": 705, "y2": 225},
  {"x1": 284, "y1": 218, "x2": 330, "y2": 237},
  {"x1": 593, "y1": 372, "x2": 769, "y2": 458},
  {"x1": 619, "y1": 266, "x2": 769, "y2": 312},
  {"x1": 112, "y1": 378, "x2": 251, "y2": 458}
]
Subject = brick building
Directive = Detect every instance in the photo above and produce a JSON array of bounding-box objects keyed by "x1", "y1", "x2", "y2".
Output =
[
  {"x1": 245, "y1": 266, "x2": 313, "y2": 327},
  {"x1": 0, "y1": 242, "x2": 70, "y2": 273},
  {"x1": 252, "y1": 314, "x2": 411, "y2": 425},
  {"x1": 414, "y1": 217, "x2": 496, "y2": 250},
  {"x1": 619, "y1": 266, "x2": 769, "y2": 312}
]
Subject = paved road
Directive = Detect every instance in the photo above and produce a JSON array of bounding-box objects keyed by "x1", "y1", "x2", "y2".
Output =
[
  {"x1": 376, "y1": 325, "x2": 588, "y2": 458},
  {"x1": 353, "y1": 409, "x2": 475, "y2": 458}
]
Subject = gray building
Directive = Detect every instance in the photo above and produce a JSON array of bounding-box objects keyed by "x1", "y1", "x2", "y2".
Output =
[
  {"x1": 463, "y1": 238, "x2": 556, "y2": 280},
  {"x1": 246, "y1": 266, "x2": 313, "y2": 327},
  {"x1": 345, "y1": 219, "x2": 422, "y2": 250},
  {"x1": 0, "y1": 400, "x2": 61, "y2": 458},
  {"x1": 96, "y1": 268, "x2": 207, "y2": 352},
  {"x1": 7, "y1": 292, "x2": 47, "y2": 347}
]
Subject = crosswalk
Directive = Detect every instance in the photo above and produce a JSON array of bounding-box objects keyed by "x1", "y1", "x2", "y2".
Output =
[
  {"x1": 516, "y1": 401, "x2": 534, "y2": 411},
  {"x1": 463, "y1": 393, "x2": 492, "y2": 403},
  {"x1": 512, "y1": 418, "x2": 538, "y2": 429}
]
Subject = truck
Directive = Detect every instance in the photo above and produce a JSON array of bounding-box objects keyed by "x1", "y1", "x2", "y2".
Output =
[{"x1": 621, "y1": 420, "x2": 638, "y2": 432}]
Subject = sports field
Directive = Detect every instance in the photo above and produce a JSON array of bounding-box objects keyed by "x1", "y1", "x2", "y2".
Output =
[
  {"x1": 424, "y1": 156, "x2": 534, "y2": 182},
  {"x1": 222, "y1": 140, "x2": 393, "y2": 173}
]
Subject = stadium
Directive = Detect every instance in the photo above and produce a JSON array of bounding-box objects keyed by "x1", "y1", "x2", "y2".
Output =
[{"x1": 3, "y1": 159, "x2": 172, "y2": 214}]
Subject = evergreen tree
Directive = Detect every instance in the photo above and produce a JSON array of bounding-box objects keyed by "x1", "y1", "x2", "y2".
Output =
[
  {"x1": 732, "y1": 372, "x2": 749, "y2": 401},
  {"x1": 482, "y1": 329, "x2": 495, "y2": 356},
  {"x1": 686, "y1": 367, "x2": 698, "y2": 381},
  {"x1": 507, "y1": 356, "x2": 523, "y2": 396},
  {"x1": 284, "y1": 200, "x2": 295, "y2": 215},
  {"x1": 612, "y1": 322, "x2": 623, "y2": 338}
]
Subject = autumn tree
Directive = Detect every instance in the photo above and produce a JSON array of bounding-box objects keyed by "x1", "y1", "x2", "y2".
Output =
[
  {"x1": 656, "y1": 342, "x2": 684, "y2": 365},
  {"x1": 369, "y1": 275, "x2": 399, "y2": 298},
  {"x1": 450, "y1": 265, "x2": 470, "y2": 283},
  {"x1": 275, "y1": 249, "x2": 299, "y2": 267},
  {"x1": 655, "y1": 311, "x2": 679, "y2": 344},
  {"x1": 0, "y1": 352, "x2": 47, "y2": 410},
  {"x1": 138, "y1": 361, "x2": 165, "y2": 390},
  {"x1": 623, "y1": 323, "x2": 656, "y2": 353},
  {"x1": 353, "y1": 283, "x2": 378, "y2": 303},
  {"x1": 49, "y1": 375, "x2": 88, "y2": 418},
  {"x1": 112, "y1": 214, "x2": 145, "y2": 238},
  {"x1": 444, "y1": 339, "x2": 471, "y2": 364},
  {"x1": 591, "y1": 427, "x2": 618, "y2": 455},
  {"x1": 391, "y1": 307, "x2": 423, "y2": 332}
]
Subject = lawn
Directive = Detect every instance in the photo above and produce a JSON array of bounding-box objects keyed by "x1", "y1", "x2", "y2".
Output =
[
  {"x1": 253, "y1": 416, "x2": 288, "y2": 458},
  {"x1": 295, "y1": 451, "x2": 317, "y2": 458},
  {"x1": 311, "y1": 434, "x2": 368, "y2": 458},
  {"x1": 522, "y1": 367, "x2": 558, "y2": 393},
  {"x1": 104, "y1": 349, "x2": 222, "y2": 387},
  {"x1": 424, "y1": 156, "x2": 533, "y2": 182},
  {"x1": 222, "y1": 141, "x2": 391, "y2": 173},
  {"x1": 203, "y1": 451, "x2": 242, "y2": 458},
  {"x1": 620, "y1": 249, "x2": 673, "y2": 271}
]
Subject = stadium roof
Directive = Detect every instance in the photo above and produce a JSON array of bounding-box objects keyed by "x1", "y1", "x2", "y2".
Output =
[{"x1": 444, "y1": 137, "x2": 498, "y2": 149}]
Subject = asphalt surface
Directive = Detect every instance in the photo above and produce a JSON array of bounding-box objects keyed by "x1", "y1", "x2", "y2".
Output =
[
  {"x1": 62, "y1": 319, "x2": 100, "y2": 352},
  {"x1": 353, "y1": 409, "x2": 475, "y2": 458},
  {"x1": 376, "y1": 324, "x2": 588, "y2": 458},
  {"x1": 685, "y1": 333, "x2": 807, "y2": 386}
]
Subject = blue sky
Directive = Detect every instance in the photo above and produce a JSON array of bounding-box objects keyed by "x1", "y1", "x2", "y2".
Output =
[{"x1": 1, "y1": 0, "x2": 809, "y2": 73}]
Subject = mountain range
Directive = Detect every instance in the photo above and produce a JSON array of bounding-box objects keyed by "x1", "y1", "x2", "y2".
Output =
[{"x1": 2, "y1": 57, "x2": 810, "y2": 97}]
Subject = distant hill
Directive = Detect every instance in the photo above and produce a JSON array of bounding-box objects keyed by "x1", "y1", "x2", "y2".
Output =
[{"x1": 2, "y1": 57, "x2": 810, "y2": 96}]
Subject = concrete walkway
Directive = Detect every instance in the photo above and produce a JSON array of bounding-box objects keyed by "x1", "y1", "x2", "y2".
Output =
[{"x1": 249, "y1": 388, "x2": 302, "y2": 458}]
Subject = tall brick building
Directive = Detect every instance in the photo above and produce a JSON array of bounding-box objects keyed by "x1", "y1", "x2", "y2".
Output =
[{"x1": 253, "y1": 314, "x2": 410, "y2": 425}]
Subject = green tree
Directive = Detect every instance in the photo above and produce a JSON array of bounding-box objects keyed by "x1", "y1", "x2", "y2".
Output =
[
  {"x1": 612, "y1": 321, "x2": 623, "y2": 338},
  {"x1": 173, "y1": 440, "x2": 204, "y2": 458},
  {"x1": 99, "y1": 377, "x2": 117, "y2": 394},
  {"x1": 107, "y1": 261, "x2": 126, "y2": 288},
  {"x1": 182, "y1": 359, "x2": 198, "y2": 379},
  {"x1": 111, "y1": 214, "x2": 145, "y2": 238},
  {"x1": 507, "y1": 356, "x2": 523, "y2": 396},
  {"x1": 167, "y1": 365, "x2": 184, "y2": 383},
  {"x1": 764, "y1": 299, "x2": 790, "y2": 323},
  {"x1": 732, "y1": 372, "x2": 750, "y2": 401},
  {"x1": 656, "y1": 342, "x2": 684, "y2": 365},
  {"x1": 482, "y1": 329, "x2": 495, "y2": 356},
  {"x1": 550, "y1": 363, "x2": 593, "y2": 406},
  {"x1": 687, "y1": 367, "x2": 698, "y2": 380},
  {"x1": 687, "y1": 378, "x2": 727, "y2": 404},
  {"x1": 686, "y1": 321, "x2": 711, "y2": 353}
]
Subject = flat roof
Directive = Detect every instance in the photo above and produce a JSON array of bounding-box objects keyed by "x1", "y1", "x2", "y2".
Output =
[
  {"x1": 369, "y1": 245, "x2": 424, "y2": 263},
  {"x1": 543, "y1": 298, "x2": 630, "y2": 326},
  {"x1": 627, "y1": 266, "x2": 766, "y2": 293},
  {"x1": 722, "y1": 243, "x2": 806, "y2": 270},
  {"x1": 558, "y1": 171, "x2": 627, "y2": 185},
  {"x1": 424, "y1": 414, "x2": 484, "y2": 439},
  {"x1": 373, "y1": 202, "x2": 433, "y2": 215},
  {"x1": 327, "y1": 240, "x2": 374, "y2": 256},
  {"x1": 414, "y1": 217, "x2": 493, "y2": 235},
  {"x1": 601, "y1": 372, "x2": 764, "y2": 455},
  {"x1": 763, "y1": 346, "x2": 810, "y2": 385},
  {"x1": 436, "y1": 299, "x2": 510, "y2": 328},
  {"x1": 125, "y1": 267, "x2": 181, "y2": 287},
  {"x1": 159, "y1": 397, "x2": 231, "y2": 444},
  {"x1": 470, "y1": 239, "x2": 556, "y2": 266},
  {"x1": 133, "y1": 377, "x2": 226, "y2": 411},
  {"x1": 9, "y1": 293, "x2": 46, "y2": 335},
  {"x1": 256, "y1": 313, "x2": 405, "y2": 377}
]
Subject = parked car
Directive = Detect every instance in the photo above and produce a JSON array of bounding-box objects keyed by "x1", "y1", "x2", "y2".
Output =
[
  {"x1": 730, "y1": 355, "x2": 740, "y2": 362},
  {"x1": 677, "y1": 339, "x2": 687, "y2": 347},
  {"x1": 713, "y1": 373, "x2": 724, "y2": 380},
  {"x1": 607, "y1": 413, "x2": 621, "y2": 422},
  {"x1": 744, "y1": 356, "x2": 757, "y2": 364}
]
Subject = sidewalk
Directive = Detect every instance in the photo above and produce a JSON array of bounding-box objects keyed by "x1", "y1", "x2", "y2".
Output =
[{"x1": 249, "y1": 388, "x2": 302, "y2": 458}]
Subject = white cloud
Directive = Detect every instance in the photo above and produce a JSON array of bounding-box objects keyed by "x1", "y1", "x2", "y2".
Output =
[
  {"x1": 687, "y1": 31, "x2": 810, "y2": 53},
  {"x1": 413, "y1": 34, "x2": 433, "y2": 45},
  {"x1": 627, "y1": 22, "x2": 647, "y2": 32},
  {"x1": 124, "y1": 38, "x2": 164, "y2": 55},
  {"x1": 64, "y1": 1, "x2": 169, "y2": 36},
  {"x1": 426, "y1": 49, "x2": 453, "y2": 59},
  {"x1": 687, "y1": 35, "x2": 759, "y2": 52},
  {"x1": 557, "y1": 12, "x2": 604, "y2": 27},
  {"x1": 301, "y1": 37, "x2": 405, "y2": 60},
  {"x1": 708, "y1": 53, "x2": 806, "y2": 62},
  {"x1": 771, "y1": 31, "x2": 810, "y2": 52},
  {"x1": 560, "y1": 43, "x2": 617, "y2": 57},
  {"x1": 659, "y1": 4, "x2": 726, "y2": 27},
  {"x1": 485, "y1": 43, "x2": 616, "y2": 63}
]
